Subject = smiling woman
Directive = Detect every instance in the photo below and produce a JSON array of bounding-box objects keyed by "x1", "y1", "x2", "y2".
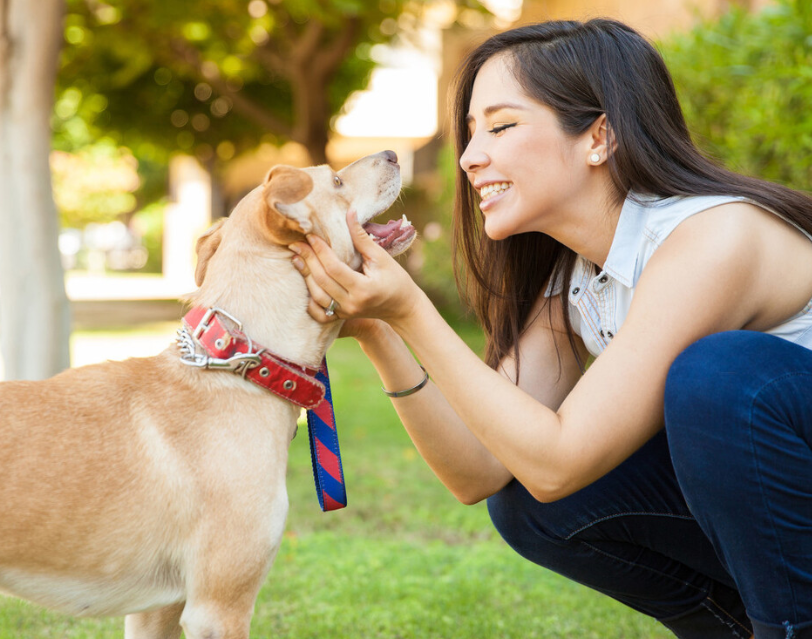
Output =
[{"x1": 291, "y1": 18, "x2": 812, "y2": 639}]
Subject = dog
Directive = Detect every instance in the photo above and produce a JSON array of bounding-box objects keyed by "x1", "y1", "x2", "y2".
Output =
[{"x1": 0, "y1": 150, "x2": 416, "y2": 639}]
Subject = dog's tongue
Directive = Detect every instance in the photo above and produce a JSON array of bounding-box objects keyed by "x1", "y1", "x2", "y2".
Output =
[
  {"x1": 361, "y1": 215, "x2": 417, "y2": 257},
  {"x1": 364, "y1": 219, "x2": 403, "y2": 243}
]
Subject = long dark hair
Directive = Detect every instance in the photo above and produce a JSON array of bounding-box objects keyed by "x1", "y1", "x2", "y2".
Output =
[{"x1": 451, "y1": 19, "x2": 812, "y2": 375}]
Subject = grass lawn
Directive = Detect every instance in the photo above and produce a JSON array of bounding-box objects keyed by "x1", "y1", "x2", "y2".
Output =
[{"x1": 1, "y1": 321, "x2": 672, "y2": 638}]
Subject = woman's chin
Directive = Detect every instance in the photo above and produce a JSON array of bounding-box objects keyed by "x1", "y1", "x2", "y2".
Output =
[{"x1": 483, "y1": 219, "x2": 511, "y2": 241}]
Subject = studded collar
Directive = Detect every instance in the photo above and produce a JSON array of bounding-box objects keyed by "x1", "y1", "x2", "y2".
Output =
[{"x1": 177, "y1": 306, "x2": 327, "y2": 410}]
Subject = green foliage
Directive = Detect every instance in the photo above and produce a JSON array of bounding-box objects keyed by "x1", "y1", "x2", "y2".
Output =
[
  {"x1": 411, "y1": 143, "x2": 466, "y2": 317},
  {"x1": 55, "y1": 0, "x2": 492, "y2": 166},
  {"x1": 51, "y1": 141, "x2": 139, "y2": 227},
  {"x1": 130, "y1": 201, "x2": 166, "y2": 273},
  {"x1": 660, "y1": 0, "x2": 812, "y2": 190},
  {"x1": 53, "y1": 0, "x2": 494, "y2": 256},
  {"x1": 55, "y1": 0, "x2": 374, "y2": 161}
]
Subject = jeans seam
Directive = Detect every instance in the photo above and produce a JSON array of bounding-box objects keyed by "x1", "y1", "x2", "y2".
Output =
[
  {"x1": 579, "y1": 539, "x2": 703, "y2": 594},
  {"x1": 703, "y1": 597, "x2": 753, "y2": 638},
  {"x1": 747, "y1": 372, "x2": 812, "y2": 622},
  {"x1": 565, "y1": 512, "x2": 696, "y2": 540}
]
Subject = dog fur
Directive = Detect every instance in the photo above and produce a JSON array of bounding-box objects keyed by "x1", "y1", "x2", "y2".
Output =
[{"x1": 0, "y1": 151, "x2": 412, "y2": 639}]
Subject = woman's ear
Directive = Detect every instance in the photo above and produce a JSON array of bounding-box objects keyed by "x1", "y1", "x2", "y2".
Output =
[
  {"x1": 194, "y1": 218, "x2": 227, "y2": 286},
  {"x1": 587, "y1": 114, "x2": 616, "y2": 164}
]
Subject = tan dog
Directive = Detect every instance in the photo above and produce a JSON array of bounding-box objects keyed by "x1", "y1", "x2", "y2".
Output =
[{"x1": 0, "y1": 151, "x2": 415, "y2": 639}]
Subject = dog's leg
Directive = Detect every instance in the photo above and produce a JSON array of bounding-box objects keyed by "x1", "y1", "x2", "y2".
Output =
[
  {"x1": 124, "y1": 602, "x2": 185, "y2": 639},
  {"x1": 180, "y1": 594, "x2": 259, "y2": 639}
]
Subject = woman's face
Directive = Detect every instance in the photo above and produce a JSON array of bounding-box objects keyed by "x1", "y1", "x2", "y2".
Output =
[{"x1": 460, "y1": 53, "x2": 592, "y2": 241}]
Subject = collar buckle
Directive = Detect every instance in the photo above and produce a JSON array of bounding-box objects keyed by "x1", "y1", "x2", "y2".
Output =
[
  {"x1": 205, "y1": 352, "x2": 262, "y2": 376},
  {"x1": 177, "y1": 325, "x2": 261, "y2": 376},
  {"x1": 193, "y1": 306, "x2": 244, "y2": 339}
]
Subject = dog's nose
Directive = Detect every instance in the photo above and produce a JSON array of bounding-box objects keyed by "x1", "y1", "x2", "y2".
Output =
[{"x1": 382, "y1": 150, "x2": 398, "y2": 165}]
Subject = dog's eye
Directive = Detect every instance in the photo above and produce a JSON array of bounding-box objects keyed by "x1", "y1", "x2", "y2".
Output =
[{"x1": 333, "y1": 176, "x2": 342, "y2": 187}]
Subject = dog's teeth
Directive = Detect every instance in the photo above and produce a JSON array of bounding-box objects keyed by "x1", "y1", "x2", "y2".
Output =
[
  {"x1": 401, "y1": 214, "x2": 411, "y2": 226},
  {"x1": 368, "y1": 233, "x2": 377, "y2": 241}
]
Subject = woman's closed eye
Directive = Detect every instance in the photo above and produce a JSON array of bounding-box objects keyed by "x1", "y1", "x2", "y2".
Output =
[{"x1": 489, "y1": 122, "x2": 517, "y2": 135}]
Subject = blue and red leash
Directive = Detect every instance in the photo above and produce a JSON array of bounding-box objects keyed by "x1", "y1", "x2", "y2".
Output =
[{"x1": 306, "y1": 359, "x2": 347, "y2": 511}]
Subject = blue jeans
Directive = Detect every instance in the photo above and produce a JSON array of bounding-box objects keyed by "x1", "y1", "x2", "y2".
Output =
[{"x1": 488, "y1": 331, "x2": 812, "y2": 639}]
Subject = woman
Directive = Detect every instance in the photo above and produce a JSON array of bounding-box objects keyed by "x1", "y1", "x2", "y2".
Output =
[{"x1": 289, "y1": 19, "x2": 812, "y2": 639}]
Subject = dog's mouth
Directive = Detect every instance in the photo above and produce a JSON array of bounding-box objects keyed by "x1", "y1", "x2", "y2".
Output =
[{"x1": 363, "y1": 214, "x2": 416, "y2": 257}]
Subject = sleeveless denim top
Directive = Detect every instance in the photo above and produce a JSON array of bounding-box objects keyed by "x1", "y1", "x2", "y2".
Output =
[{"x1": 557, "y1": 193, "x2": 812, "y2": 358}]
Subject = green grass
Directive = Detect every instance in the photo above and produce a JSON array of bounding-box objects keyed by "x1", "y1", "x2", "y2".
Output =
[{"x1": 2, "y1": 322, "x2": 671, "y2": 638}]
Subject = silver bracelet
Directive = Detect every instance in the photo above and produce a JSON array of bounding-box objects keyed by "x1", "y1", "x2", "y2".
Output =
[{"x1": 382, "y1": 366, "x2": 429, "y2": 398}]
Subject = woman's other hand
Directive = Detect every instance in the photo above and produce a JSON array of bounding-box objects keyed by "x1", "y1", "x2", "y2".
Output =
[{"x1": 290, "y1": 210, "x2": 422, "y2": 329}]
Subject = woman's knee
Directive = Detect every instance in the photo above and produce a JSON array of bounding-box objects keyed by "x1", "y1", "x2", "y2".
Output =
[
  {"x1": 487, "y1": 479, "x2": 543, "y2": 550},
  {"x1": 487, "y1": 480, "x2": 575, "y2": 563}
]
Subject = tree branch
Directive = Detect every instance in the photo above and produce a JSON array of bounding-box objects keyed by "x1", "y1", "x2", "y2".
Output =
[
  {"x1": 291, "y1": 19, "x2": 325, "y2": 66},
  {"x1": 252, "y1": 45, "x2": 288, "y2": 78},
  {"x1": 312, "y1": 16, "x2": 361, "y2": 81},
  {"x1": 167, "y1": 38, "x2": 294, "y2": 139}
]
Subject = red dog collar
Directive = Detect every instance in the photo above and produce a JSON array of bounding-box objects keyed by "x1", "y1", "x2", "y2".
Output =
[{"x1": 178, "y1": 306, "x2": 326, "y2": 410}]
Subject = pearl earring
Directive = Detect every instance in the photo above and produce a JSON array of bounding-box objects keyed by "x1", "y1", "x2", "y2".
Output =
[{"x1": 590, "y1": 153, "x2": 601, "y2": 163}]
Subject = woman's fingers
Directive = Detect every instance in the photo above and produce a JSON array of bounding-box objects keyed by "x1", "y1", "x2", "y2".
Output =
[
  {"x1": 307, "y1": 296, "x2": 340, "y2": 323},
  {"x1": 291, "y1": 249, "x2": 345, "y2": 321},
  {"x1": 304, "y1": 233, "x2": 366, "y2": 292},
  {"x1": 291, "y1": 241, "x2": 348, "y2": 302},
  {"x1": 347, "y1": 210, "x2": 388, "y2": 265},
  {"x1": 289, "y1": 209, "x2": 417, "y2": 323}
]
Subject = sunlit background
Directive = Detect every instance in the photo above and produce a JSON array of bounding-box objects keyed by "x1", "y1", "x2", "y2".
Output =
[{"x1": 1, "y1": 0, "x2": 800, "y2": 381}]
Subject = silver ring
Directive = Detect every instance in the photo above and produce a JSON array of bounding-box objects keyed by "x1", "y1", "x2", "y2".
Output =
[{"x1": 325, "y1": 299, "x2": 338, "y2": 317}]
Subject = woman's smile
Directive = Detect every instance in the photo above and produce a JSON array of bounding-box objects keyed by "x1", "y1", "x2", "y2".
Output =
[{"x1": 479, "y1": 182, "x2": 513, "y2": 211}]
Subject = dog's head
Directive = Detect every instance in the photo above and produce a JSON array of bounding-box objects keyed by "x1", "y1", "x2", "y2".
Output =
[{"x1": 195, "y1": 151, "x2": 416, "y2": 287}]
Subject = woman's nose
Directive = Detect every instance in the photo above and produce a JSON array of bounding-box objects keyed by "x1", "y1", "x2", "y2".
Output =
[{"x1": 460, "y1": 142, "x2": 489, "y2": 173}]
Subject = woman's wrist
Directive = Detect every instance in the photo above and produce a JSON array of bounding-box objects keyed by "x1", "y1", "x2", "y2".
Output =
[
  {"x1": 350, "y1": 318, "x2": 395, "y2": 350},
  {"x1": 388, "y1": 285, "x2": 431, "y2": 337}
]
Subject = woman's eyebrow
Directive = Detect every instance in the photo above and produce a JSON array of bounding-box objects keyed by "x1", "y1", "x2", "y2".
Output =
[{"x1": 465, "y1": 102, "x2": 527, "y2": 123}]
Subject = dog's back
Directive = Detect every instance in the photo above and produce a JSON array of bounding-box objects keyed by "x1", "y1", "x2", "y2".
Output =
[{"x1": 0, "y1": 353, "x2": 294, "y2": 617}]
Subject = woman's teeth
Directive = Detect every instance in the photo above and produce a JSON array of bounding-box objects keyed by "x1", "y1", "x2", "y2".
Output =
[{"x1": 480, "y1": 182, "x2": 512, "y2": 201}]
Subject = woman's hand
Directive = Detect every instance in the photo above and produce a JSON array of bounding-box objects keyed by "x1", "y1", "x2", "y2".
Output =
[
  {"x1": 290, "y1": 210, "x2": 422, "y2": 330},
  {"x1": 338, "y1": 318, "x2": 387, "y2": 341}
]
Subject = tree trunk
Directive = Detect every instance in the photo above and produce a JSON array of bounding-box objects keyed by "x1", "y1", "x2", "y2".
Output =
[
  {"x1": 0, "y1": 0, "x2": 70, "y2": 381},
  {"x1": 295, "y1": 79, "x2": 330, "y2": 166}
]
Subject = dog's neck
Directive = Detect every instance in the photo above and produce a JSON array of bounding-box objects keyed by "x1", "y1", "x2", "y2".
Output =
[{"x1": 187, "y1": 241, "x2": 341, "y2": 370}]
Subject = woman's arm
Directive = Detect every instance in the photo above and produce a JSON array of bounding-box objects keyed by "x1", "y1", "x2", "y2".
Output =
[
  {"x1": 293, "y1": 205, "x2": 779, "y2": 502},
  {"x1": 349, "y1": 292, "x2": 585, "y2": 504}
]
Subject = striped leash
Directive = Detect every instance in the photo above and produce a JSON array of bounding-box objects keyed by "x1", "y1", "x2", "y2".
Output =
[{"x1": 306, "y1": 359, "x2": 347, "y2": 511}]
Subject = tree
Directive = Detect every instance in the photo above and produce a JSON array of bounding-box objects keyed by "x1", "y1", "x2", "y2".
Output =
[
  {"x1": 56, "y1": 0, "x2": 491, "y2": 168},
  {"x1": 661, "y1": 0, "x2": 812, "y2": 191},
  {"x1": 0, "y1": 0, "x2": 70, "y2": 381}
]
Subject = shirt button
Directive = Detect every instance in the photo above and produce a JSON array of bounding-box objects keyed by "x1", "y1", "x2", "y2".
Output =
[
  {"x1": 572, "y1": 287, "x2": 580, "y2": 295},
  {"x1": 598, "y1": 275, "x2": 608, "y2": 284}
]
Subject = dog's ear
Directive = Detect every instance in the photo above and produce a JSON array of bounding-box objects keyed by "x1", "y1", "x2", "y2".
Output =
[
  {"x1": 262, "y1": 165, "x2": 314, "y2": 244},
  {"x1": 194, "y1": 218, "x2": 227, "y2": 286}
]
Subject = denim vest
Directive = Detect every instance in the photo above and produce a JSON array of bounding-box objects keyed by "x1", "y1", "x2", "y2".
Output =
[{"x1": 560, "y1": 193, "x2": 812, "y2": 358}]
